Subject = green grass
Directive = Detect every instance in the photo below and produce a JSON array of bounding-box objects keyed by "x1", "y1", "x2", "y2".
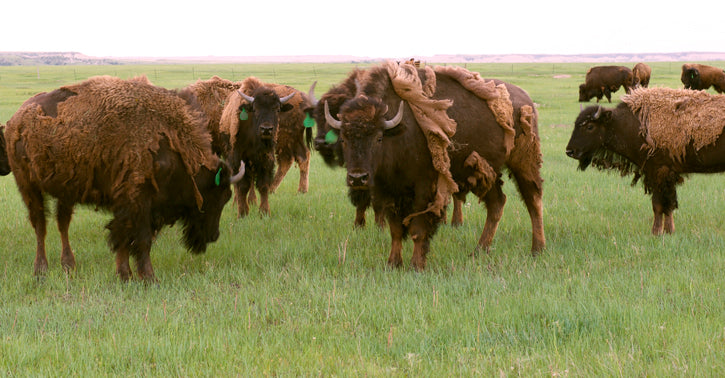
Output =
[{"x1": 1, "y1": 62, "x2": 725, "y2": 376}]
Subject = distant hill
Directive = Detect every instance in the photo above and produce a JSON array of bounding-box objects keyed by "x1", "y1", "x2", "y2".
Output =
[
  {"x1": 1, "y1": 51, "x2": 724, "y2": 65},
  {"x1": 0, "y1": 52, "x2": 121, "y2": 66}
]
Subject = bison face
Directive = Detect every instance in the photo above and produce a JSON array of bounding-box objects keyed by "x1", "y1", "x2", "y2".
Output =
[
  {"x1": 0, "y1": 126, "x2": 10, "y2": 176},
  {"x1": 578, "y1": 84, "x2": 599, "y2": 102},
  {"x1": 238, "y1": 87, "x2": 294, "y2": 144},
  {"x1": 326, "y1": 97, "x2": 404, "y2": 190},
  {"x1": 182, "y1": 161, "x2": 241, "y2": 253},
  {"x1": 313, "y1": 94, "x2": 347, "y2": 168},
  {"x1": 566, "y1": 106, "x2": 612, "y2": 170}
]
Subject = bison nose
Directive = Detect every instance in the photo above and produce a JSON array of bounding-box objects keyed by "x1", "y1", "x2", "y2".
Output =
[
  {"x1": 566, "y1": 149, "x2": 575, "y2": 158},
  {"x1": 260, "y1": 124, "x2": 274, "y2": 137},
  {"x1": 347, "y1": 172, "x2": 369, "y2": 187}
]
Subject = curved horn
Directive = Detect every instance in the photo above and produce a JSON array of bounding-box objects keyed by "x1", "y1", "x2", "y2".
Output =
[
  {"x1": 307, "y1": 81, "x2": 318, "y2": 106},
  {"x1": 279, "y1": 92, "x2": 295, "y2": 104},
  {"x1": 592, "y1": 106, "x2": 602, "y2": 120},
  {"x1": 230, "y1": 161, "x2": 245, "y2": 184},
  {"x1": 237, "y1": 90, "x2": 254, "y2": 104},
  {"x1": 324, "y1": 101, "x2": 342, "y2": 130},
  {"x1": 383, "y1": 101, "x2": 405, "y2": 130}
]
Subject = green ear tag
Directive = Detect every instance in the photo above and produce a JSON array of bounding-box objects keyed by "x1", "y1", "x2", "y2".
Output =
[
  {"x1": 215, "y1": 167, "x2": 222, "y2": 186},
  {"x1": 239, "y1": 108, "x2": 249, "y2": 121},
  {"x1": 325, "y1": 130, "x2": 339, "y2": 144},
  {"x1": 303, "y1": 113, "x2": 316, "y2": 128}
]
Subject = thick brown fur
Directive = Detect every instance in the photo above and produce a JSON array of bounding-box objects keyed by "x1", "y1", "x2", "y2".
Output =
[
  {"x1": 681, "y1": 63, "x2": 725, "y2": 93},
  {"x1": 186, "y1": 76, "x2": 242, "y2": 155},
  {"x1": 329, "y1": 62, "x2": 545, "y2": 270},
  {"x1": 567, "y1": 100, "x2": 725, "y2": 236},
  {"x1": 5, "y1": 76, "x2": 235, "y2": 281},
  {"x1": 0, "y1": 125, "x2": 11, "y2": 175},
  {"x1": 632, "y1": 63, "x2": 651, "y2": 88},
  {"x1": 579, "y1": 65, "x2": 634, "y2": 103}
]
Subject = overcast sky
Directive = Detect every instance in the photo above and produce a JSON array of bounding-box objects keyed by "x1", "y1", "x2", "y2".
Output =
[{"x1": 2, "y1": 0, "x2": 723, "y2": 59}]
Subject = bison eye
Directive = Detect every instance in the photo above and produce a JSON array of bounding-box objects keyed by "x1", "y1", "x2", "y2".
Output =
[{"x1": 377, "y1": 136, "x2": 383, "y2": 143}]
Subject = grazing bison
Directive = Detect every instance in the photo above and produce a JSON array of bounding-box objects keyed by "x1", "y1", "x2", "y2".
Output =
[
  {"x1": 324, "y1": 62, "x2": 544, "y2": 270},
  {"x1": 220, "y1": 77, "x2": 296, "y2": 217},
  {"x1": 566, "y1": 87, "x2": 725, "y2": 235},
  {"x1": 0, "y1": 125, "x2": 11, "y2": 176},
  {"x1": 579, "y1": 65, "x2": 634, "y2": 103},
  {"x1": 681, "y1": 63, "x2": 725, "y2": 93},
  {"x1": 632, "y1": 63, "x2": 651, "y2": 88},
  {"x1": 5, "y1": 76, "x2": 244, "y2": 281}
]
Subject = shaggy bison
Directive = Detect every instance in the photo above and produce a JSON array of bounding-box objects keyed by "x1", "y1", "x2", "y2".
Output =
[
  {"x1": 324, "y1": 62, "x2": 544, "y2": 270},
  {"x1": 681, "y1": 63, "x2": 725, "y2": 93},
  {"x1": 579, "y1": 65, "x2": 634, "y2": 103},
  {"x1": 5, "y1": 76, "x2": 244, "y2": 281},
  {"x1": 566, "y1": 87, "x2": 725, "y2": 235}
]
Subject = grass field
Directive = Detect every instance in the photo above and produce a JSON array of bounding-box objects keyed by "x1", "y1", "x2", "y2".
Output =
[{"x1": 1, "y1": 61, "x2": 724, "y2": 376}]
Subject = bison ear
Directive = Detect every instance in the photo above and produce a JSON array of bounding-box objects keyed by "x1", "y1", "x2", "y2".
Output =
[{"x1": 280, "y1": 103, "x2": 294, "y2": 113}]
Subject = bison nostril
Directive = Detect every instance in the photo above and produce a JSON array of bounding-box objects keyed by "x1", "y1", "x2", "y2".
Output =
[
  {"x1": 347, "y1": 172, "x2": 369, "y2": 186},
  {"x1": 566, "y1": 150, "x2": 574, "y2": 157}
]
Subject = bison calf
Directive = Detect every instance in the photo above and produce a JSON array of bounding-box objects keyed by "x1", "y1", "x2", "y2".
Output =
[{"x1": 6, "y1": 76, "x2": 243, "y2": 282}]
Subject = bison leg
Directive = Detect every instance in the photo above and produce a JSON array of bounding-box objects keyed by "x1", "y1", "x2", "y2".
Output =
[
  {"x1": 386, "y1": 215, "x2": 404, "y2": 268},
  {"x1": 296, "y1": 149, "x2": 310, "y2": 194},
  {"x1": 650, "y1": 185, "x2": 677, "y2": 235},
  {"x1": 270, "y1": 156, "x2": 293, "y2": 193},
  {"x1": 476, "y1": 182, "x2": 506, "y2": 254},
  {"x1": 56, "y1": 201, "x2": 77, "y2": 273},
  {"x1": 115, "y1": 247, "x2": 132, "y2": 281},
  {"x1": 258, "y1": 187, "x2": 271, "y2": 216},
  {"x1": 234, "y1": 178, "x2": 252, "y2": 218},
  {"x1": 409, "y1": 220, "x2": 432, "y2": 272},
  {"x1": 451, "y1": 194, "x2": 465, "y2": 227},
  {"x1": 511, "y1": 173, "x2": 546, "y2": 255},
  {"x1": 354, "y1": 205, "x2": 367, "y2": 228},
  {"x1": 20, "y1": 187, "x2": 49, "y2": 275}
]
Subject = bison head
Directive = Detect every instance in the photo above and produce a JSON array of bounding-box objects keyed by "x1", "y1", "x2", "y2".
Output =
[
  {"x1": 566, "y1": 105, "x2": 613, "y2": 170},
  {"x1": 578, "y1": 83, "x2": 600, "y2": 102},
  {"x1": 237, "y1": 87, "x2": 295, "y2": 143},
  {"x1": 681, "y1": 65, "x2": 701, "y2": 90},
  {"x1": 324, "y1": 96, "x2": 404, "y2": 189},
  {"x1": 182, "y1": 159, "x2": 244, "y2": 253},
  {"x1": 0, "y1": 126, "x2": 11, "y2": 176},
  {"x1": 313, "y1": 93, "x2": 349, "y2": 167}
]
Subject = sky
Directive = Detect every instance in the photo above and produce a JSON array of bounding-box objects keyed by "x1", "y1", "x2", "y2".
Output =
[{"x1": 2, "y1": 0, "x2": 723, "y2": 59}]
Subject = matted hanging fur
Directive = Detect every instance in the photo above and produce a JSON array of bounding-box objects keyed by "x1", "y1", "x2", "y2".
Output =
[{"x1": 623, "y1": 87, "x2": 725, "y2": 161}]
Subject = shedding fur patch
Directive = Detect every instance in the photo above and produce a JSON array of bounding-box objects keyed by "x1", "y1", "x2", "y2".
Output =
[
  {"x1": 464, "y1": 151, "x2": 496, "y2": 196},
  {"x1": 623, "y1": 87, "x2": 725, "y2": 161}
]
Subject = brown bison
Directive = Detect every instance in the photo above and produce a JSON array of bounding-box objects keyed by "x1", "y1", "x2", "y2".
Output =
[
  {"x1": 5, "y1": 76, "x2": 244, "y2": 281},
  {"x1": 566, "y1": 87, "x2": 725, "y2": 235},
  {"x1": 579, "y1": 65, "x2": 634, "y2": 103},
  {"x1": 632, "y1": 63, "x2": 651, "y2": 88},
  {"x1": 681, "y1": 63, "x2": 725, "y2": 93},
  {"x1": 323, "y1": 62, "x2": 545, "y2": 270},
  {"x1": 220, "y1": 77, "x2": 297, "y2": 217},
  {"x1": 0, "y1": 125, "x2": 11, "y2": 176},
  {"x1": 186, "y1": 76, "x2": 242, "y2": 155}
]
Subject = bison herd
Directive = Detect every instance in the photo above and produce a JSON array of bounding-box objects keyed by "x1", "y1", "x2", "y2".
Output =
[{"x1": 0, "y1": 60, "x2": 723, "y2": 281}]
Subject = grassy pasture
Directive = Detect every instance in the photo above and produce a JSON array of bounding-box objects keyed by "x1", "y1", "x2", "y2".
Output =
[{"x1": 1, "y1": 61, "x2": 724, "y2": 376}]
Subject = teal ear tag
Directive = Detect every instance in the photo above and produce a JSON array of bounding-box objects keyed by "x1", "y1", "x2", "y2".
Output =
[
  {"x1": 303, "y1": 113, "x2": 316, "y2": 128},
  {"x1": 239, "y1": 108, "x2": 249, "y2": 121},
  {"x1": 325, "y1": 130, "x2": 339, "y2": 144},
  {"x1": 215, "y1": 167, "x2": 222, "y2": 186}
]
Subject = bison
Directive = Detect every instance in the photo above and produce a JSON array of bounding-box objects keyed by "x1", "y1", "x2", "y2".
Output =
[
  {"x1": 681, "y1": 63, "x2": 725, "y2": 93},
  {"x1": 0, "y1": 125, "x2": 11, "y2": 176},
  {"x1": 323, "y1": 62, "x2": 544, "y2": 270},
  {"x1": 566, "y1": 87, "x2": 725, "y2": 235},
  {"x1": 579, "y1": 65, "x2": 634, "y2": 103},
  {"x1": 220, "y1": 77, "x2": 297, "y2": 217},
  {"x1": 5, "y1": 76, "x2": 244, "y2": 281},
  {"x1": 632, "y1": 63, "x2": 651, "y2": 88},
  {"x1": 186, "y1": 76, "x2": 242, "y2": 155}
]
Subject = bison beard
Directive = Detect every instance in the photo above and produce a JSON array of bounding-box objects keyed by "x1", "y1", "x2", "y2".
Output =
[{"x1": 5, "y1": 76, "x2": 239, "y2": 282}]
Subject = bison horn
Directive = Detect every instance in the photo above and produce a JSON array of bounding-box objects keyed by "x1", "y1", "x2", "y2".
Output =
[
  {"x1": 307, "y1": 81, "x2": 318, "y2": 106},
  {"x1": 237, "y1": 90, "x2": 254, "y2": 104},
  {"x1": 230, "y1": 161, "x2": 245, "y2": 184},
  {"x1": 592, "y1": 106, "x2": 602, "y2": 120},
  {"x1": 280, "y1": 92, "x2": 295, "y2": 104},
  {"x1": 383, "y1": 101, "x2": 405, "y2": 130},
  {"x1": 324, "y1": 101, "x2": 342, "y2": 130}
]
